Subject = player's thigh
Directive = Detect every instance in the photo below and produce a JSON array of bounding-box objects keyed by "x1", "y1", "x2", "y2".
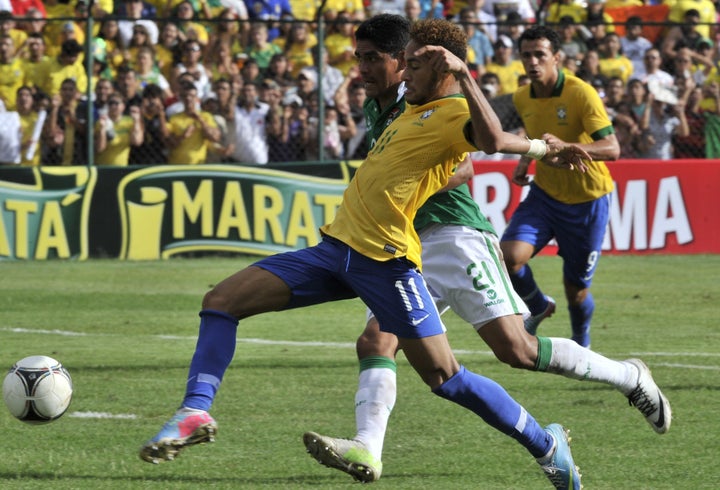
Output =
[
  {"x1": 251, "y1": 239, "x2": 357, "y2": 310},
  {"x1": 421, "y1": 225, "x2": 529, "y2": 328},
  {"x1": 500, "y1": 185, "x2": 555, "y2": 256},
  {"x1": 346, "y1": 251, "x2": 445, "y2": 339},
  {"x1": 555, "y1": 194, "x2": 610, "y2": 288}
]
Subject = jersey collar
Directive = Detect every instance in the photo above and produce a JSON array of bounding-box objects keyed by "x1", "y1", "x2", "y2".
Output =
[{"x1": 529, "y1": 69, "x2": 565, "y2": 98}]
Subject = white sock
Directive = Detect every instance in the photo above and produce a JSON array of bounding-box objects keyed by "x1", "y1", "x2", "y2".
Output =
[
  {"x1": 546, "y1": 337, "x2": 640, "y2": 394},
  {"x1": 354, "y1": 367, "x2": 396, "y2": 461}
]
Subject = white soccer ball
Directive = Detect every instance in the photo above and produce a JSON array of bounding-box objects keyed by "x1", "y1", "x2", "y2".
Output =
[{"x1": 2, "y1": 356, "x2": 73, "y2": 424}]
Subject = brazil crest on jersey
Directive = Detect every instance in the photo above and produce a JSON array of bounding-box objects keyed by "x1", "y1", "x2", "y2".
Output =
[
  {"x1": 513, "y1": 70, "x2": 615, "y2": 204},
  {"x1": 321, "y1": 96, "x2": 477, "y2": 268}
]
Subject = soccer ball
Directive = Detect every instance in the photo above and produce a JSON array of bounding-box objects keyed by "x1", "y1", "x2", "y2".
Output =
[{"x1": 2, "y1": 356, "x2": 73, "y2": 424}]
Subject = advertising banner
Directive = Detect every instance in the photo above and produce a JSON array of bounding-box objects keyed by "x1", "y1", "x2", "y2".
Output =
[
  {"x1": 0, "y1": 159, "x2": 718, "y2": 260},
  {"x1": 471, "y1": 159, "x2": 720, "y2": 255}
]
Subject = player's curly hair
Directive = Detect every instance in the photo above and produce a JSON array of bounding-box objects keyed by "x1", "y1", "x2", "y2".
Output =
[
  {"x1": 409, "y1": 19, "x2": 468, "y2": 63},
  {"x1": 355, "y1": 14, "x2": 410, "y2": 59}
]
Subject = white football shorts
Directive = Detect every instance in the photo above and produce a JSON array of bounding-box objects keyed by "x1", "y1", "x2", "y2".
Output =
[{"x1": 367, "y1": 224, "x2": 529, "y2": 330}]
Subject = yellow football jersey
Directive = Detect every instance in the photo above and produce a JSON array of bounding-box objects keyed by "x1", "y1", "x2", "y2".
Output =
[
  {"x1": 513, "y1": 71, "x2": 615, "y2": 204},
  {"x1": 321, "y1": 96, "x2": 475, "y2": 268}
]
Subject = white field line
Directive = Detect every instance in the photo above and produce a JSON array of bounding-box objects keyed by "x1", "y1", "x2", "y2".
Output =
[
  {"x1": 69, "y1": 411, "x2": 137, "y2": 419},
  {"x1": 3, "y1": 327, "x2": 720, "y2": 371}
]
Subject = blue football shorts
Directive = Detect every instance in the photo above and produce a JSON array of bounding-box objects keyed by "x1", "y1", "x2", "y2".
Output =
[
  {"x1": 501, "y1": 183, "x2": 611, "y2": 288},
  {"x1": 253, "y1": 235, "x2": 446, "y2": 339}
]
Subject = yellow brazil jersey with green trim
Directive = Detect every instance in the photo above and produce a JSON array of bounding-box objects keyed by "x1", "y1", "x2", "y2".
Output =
[
  {"x1": 321, "y1": 96, "x2": 475, "y2": 269},
  {"x1": 513, "y1": 71, "x2": 615, "y2": 204}
]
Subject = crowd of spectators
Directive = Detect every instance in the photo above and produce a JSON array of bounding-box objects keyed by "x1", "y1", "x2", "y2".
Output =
[{"x1": 0, "y1": 0, "x2": 719, "y2": 165}]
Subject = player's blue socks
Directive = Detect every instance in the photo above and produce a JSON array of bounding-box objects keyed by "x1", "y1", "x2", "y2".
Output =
[
  {"x1": 182, "y1": 309, "x2": 239, "y2": 411},
  {"x1": 569, "y1": 294, "x2": 594, "y2": 347},
  {"x1": 509, "y1": 265, "x2": 548, "y2": 316},
  {"x1": 433, "y1": 365, "x2": 553, "y2": 458}
]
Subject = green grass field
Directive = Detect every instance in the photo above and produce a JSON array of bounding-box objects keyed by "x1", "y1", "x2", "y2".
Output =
[{"x1": 1, "y1": 255, "x2": 718, "y2": 489}]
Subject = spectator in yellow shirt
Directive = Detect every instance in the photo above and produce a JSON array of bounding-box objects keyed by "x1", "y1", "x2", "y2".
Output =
[
  {"x1": 0, "y1": 34, "x2": 24, "y2": 109},
  {"x1": 166, "y1": 80, "x2": 220, "y2": 164},
  {"x1": 94, "y1": 94, "x2": 144, "y2": 165},
  {"x1": 35, "y1": 39, "x2": 88, "y2": 97},
  {"x1": 598, "y1": 32, "x2": 633, "y2": 83}
]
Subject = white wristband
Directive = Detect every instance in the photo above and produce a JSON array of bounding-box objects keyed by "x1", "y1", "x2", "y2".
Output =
[{"x1": 524, "y1": 138, "x2": 547, "y2": 160}]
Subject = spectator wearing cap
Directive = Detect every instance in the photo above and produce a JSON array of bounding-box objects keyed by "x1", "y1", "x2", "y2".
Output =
[
  {"x1": 0, "y1": 34, "x2": 24, "y2": 110},
  {"x1": 501, "y1": 12, "x2": 526, "y2": 47},
  {"x1": 485, "y1": 35, "x2": 525, "y2": 95},
  {"x1": 166, "y1": 80, "x2": 220, "y2": 164},
  {"x1": 667, "y1": 0, "x2": 716, "y2": 40},
  {"x1": 637, "y1": 80, "x2": 689, "y2": 159},
  {"x1": 620, "y1": 16, "x2": 652, "y2": 81},
  {"x1": 598, "y1": 32, "x2": 633, "y2": 83},
  {"x1": 34, "y1": 39, "x2": 88, "y2": 97}
]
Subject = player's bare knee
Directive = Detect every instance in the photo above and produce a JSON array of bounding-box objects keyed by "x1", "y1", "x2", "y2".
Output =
[
  {"x1": 494, "y1": 343, "x2": 536, "y2": 370},
  {"x1": 356, "y1": 319, "x2": 398, "y2": 359}
]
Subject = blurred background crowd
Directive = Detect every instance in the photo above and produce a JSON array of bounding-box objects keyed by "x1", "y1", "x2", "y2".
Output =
[{"x1": 0, "y1": 0, "x2": 718, "y2": 166}]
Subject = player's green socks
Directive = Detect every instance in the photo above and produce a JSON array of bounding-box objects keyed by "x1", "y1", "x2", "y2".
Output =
[{"x1": 354, "y1": 356, "x2": 397, "y2": 461}]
